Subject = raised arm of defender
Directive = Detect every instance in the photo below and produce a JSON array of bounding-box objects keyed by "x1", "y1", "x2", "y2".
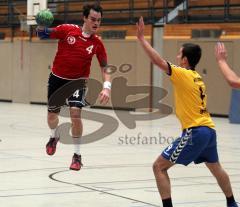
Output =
[
  {"x1": 215, "y1": 42, "x2": 240, "y2": 88},
  {"x1": 136, "y1": 17, "x2": 169, "y2": 74}
]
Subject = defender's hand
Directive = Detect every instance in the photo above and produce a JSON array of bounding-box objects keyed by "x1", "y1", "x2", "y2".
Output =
[
  {"x1": 215, "y1": 42, "x2": 227, "y2": 62},
  {"x1": 136, "y1": 16, "x2": 145, "y2": 41}
]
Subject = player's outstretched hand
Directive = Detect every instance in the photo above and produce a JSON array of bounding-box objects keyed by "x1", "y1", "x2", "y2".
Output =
[
  {"x1": 136, "y1": 16, "x2": 145, "y2": 41},
  {"x1": 36, "y1": 26, "x2": 51, "y2": 39},
  {"x1": 215, "y1": 42, "x2": 227, "y2": 62},
  {"x1": 99, "y1": 88, "x2": 110, "y2": 105}
]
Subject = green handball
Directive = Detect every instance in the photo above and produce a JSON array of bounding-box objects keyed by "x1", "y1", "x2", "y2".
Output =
[{"x1": 35, "y1": 9, "x2": 54, "y2": 27}]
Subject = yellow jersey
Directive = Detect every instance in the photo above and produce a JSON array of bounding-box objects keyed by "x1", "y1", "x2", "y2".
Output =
[{"x1": 168, "y1": 62, "x2": 215, "y2": 129}]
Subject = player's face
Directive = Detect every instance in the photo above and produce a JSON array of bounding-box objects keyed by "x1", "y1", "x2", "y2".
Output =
[{"x1": 84, "y1": 9, "x2": 102, "y2": 34}]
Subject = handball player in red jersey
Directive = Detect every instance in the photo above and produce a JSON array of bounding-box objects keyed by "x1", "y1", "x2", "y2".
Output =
[{"x1": 37, "y1": 3, "x2": 111, "y2": 171}]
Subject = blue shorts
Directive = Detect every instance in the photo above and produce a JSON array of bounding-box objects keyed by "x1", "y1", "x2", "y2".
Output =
[{"x1": 161, "y1": 126, "x2": 219, "y2": 166}]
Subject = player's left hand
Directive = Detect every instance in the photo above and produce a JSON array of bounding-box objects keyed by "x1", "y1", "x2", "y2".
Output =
[{"x1": 99, "y1": 88, "x2": 110, "y2": 104}]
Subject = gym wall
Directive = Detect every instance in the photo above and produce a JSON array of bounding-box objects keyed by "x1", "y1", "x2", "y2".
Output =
[{"x1": 0, "y1": 39, "x2": 151, "y2": 110}]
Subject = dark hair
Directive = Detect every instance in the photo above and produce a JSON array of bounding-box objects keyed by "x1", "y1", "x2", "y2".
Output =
[
  {"x1": 83, "y1": 3, "x2": 103, "y2": 18},
  {"x1": 182, "y1": 43, "x2": 201, "y2": 69}
]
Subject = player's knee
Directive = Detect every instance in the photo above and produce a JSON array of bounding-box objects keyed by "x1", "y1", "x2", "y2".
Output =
[
  {"x1": 48, "y1": 112, "x2": 58, "y2": 122},
  {"x1": 70, "y1": 108, "x2": 81, "y2": 117},
  {"x1": 206, "y1": 162, "x2": 227, "y2": 179},
  {"x1": 206, "y1": 162, "x2": 221, "y2": 172},
  {"x1": 153, "y1": 160, "x2": 162, "y2": 173},
  {"x1": 70, "y1": 112, "x2": 80, "y2": 119},
  {"x1": 153, "y1": 158, "x2": 169, "y2": 173}
]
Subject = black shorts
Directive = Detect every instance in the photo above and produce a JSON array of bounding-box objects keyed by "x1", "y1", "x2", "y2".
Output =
[{"x1": 47, "y1": 73, "x2": 88, "y2": 113}]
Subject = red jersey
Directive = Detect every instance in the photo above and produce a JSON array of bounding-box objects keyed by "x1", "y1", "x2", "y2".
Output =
[{"x1": 50, "y1": 24, "x2": 107, "y2": 79}]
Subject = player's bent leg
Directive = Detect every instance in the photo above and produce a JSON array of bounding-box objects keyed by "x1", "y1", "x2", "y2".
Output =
[
  {"x1": 205, "y1": 162, "x2": 238, "y2": 207},
  {"x1": 205, "y1": 162, "x2": 233, "y2": 196},
  {"x1": 68, "y1": 86, "x2": 88, "y2": 171},
  {"x1": 153, "y1": 155, "x2": 174, "y2": 200},
  {"x1": 155, "y1": 127, "x2": 207, "y2": 207}
]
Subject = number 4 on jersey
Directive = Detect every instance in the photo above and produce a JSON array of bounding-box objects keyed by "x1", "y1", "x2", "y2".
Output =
[
  {"x1": 86, "y1": 45, "x2": 94, "y2": 54},
  {"x1": 73, "y1": 90, "x2": 80, "y2": 98}
]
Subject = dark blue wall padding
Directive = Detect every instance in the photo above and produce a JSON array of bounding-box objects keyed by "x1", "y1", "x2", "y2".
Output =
[{"x1": 229, "y1": 89, "x2": 240, "y2": 123}]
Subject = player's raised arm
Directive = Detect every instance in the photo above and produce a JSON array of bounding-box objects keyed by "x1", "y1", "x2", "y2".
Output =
[
  {"x1": 136, "y1": 16, "x2": 169, "y2": 74},
  {"x1": 215, "y1": 42, "x2": 240, "y2": 88}
]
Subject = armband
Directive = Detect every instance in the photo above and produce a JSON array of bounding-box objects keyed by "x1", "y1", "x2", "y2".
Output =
[{"x1": 103, "y1": 81, "x2": 111, "y2": 90}]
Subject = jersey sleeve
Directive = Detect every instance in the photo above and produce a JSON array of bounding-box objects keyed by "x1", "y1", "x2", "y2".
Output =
[
  {"x1": 96, "y1": 40, "x2": 108, "y2": 68},
  {"x1": 49, "y1": 24, "x2": 73, "y2": 39},
  {"x1": 168, "y1": 62, "x2": 189, "y2": 85}
]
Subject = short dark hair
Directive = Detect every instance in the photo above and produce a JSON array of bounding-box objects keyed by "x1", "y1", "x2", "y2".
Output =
[
  {"x1": 83, "y1": 3, "x2": 103, "y2": 18},
  {"x1": 182, "y1": 43, "x2": 201, "y2": 69}
]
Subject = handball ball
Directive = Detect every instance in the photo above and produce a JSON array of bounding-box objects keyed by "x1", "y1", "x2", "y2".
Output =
[{"x1": 35, "y1": 9, "x2": 54, "y2": 27}]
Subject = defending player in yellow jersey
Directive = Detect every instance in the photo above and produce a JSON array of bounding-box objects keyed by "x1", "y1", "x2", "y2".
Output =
[
  {"x1": 169, "y1": 62, "x2": 215, "y2": 129},
  {"x1": 136, "y1": 16, "x2": 238, "y2": 207}
]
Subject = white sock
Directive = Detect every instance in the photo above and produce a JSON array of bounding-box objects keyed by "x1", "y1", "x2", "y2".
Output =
[
  {"x1": 50, "y1": 128, "x2": 56, "y2": 138},
  {"x1": 73, "y1": 137, "x2": 81, "y2": 155}
]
